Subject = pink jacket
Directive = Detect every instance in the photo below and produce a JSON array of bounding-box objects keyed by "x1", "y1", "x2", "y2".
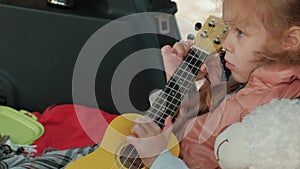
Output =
[{"x1": 179, "y1": 64, "x2": 300, "y2": 169}]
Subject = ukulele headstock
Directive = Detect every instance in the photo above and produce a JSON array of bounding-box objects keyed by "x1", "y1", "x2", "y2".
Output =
[{"x1": 193, "y1": 15, "x2": 227, "y2": 54}]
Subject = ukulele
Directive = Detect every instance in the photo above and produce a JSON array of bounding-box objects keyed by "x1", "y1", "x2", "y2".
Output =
[{"x1": 66, "y1": 15, "x2": 227, "y2": 169}]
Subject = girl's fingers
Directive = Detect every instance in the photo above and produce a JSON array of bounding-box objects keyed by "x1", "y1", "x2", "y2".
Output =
[
  {"x1": 196, "y1": 64, "x2": 208, "y2": 80},
  {"x1": 164, "y1": 116, "x2": 173, "y2": 128},
  {"x1": 127, "y1": 116, "x2": 174, "y2": 166},
  {"x1": 186, "y1": 39, "x2": 195, "y2": 46},
  {"x1": 172, "y1": 40, "x2": 192, "y2": 59},
  {"x1": 162, "y1": 116, "x2": 173, "y2": 136},
  {"x1": 131, "y1": 116, "x2": 161, "y2": 137},
  {"x1": 161, "y1": 45, "x2": 173, "y2": 55}
]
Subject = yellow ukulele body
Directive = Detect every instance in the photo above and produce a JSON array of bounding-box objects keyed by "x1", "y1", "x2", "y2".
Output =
[{"x1": 65, "y1": 113, "x2": 180, "y2": 169}]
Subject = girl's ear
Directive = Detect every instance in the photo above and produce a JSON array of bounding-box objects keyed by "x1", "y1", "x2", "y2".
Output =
[{"x1": 283, "y1": 26, "x2": 300, "y2": 50}]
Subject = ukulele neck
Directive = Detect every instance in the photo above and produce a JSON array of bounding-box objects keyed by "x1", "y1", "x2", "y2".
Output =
[{"x1": 145, "y1": 46, "x2": 208, "y2": 128}]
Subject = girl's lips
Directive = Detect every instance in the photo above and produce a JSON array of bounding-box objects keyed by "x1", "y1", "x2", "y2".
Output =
[{"x1": 225, "y1": 60, "x2": 235, "y2": 70}]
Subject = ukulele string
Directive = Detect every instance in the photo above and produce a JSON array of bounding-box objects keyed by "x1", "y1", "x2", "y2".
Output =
[
  {"x1": 118, "y1": 144, "x2": 143, "y2": 169},
  {"x1": 147, "y1": 43, "x2": 215, "y2": 124},
  {"x1": 129, "y1": 24, "x2": 218, "y2": 168},
  {"x1": 114, "y1": 60, "x2": 199, "y2": 169},
  {"x1": 118, "y1": 50, "x2": 202, "y2": 168},
  {"x1": 145, "y1": 47, "x2": 202, "y2": 126},
  {"x1": 116, "y1": 20, "x2": 219, "y2": 169},
  {"x1": 129, "y1": 153, "x2": 143, "y2": 169},
  {"x1": 145, "y1": 42, "x2": 216, "y2": 129},
  {"x1": 145, "y1": 19, "x2": 220, "y2": 126},
  {"x1": 147, "y1": 60, "x2": 197, "y2": 126},
  {"x1": 148, "y1": 20, "x2": 220, "y2": 123}
]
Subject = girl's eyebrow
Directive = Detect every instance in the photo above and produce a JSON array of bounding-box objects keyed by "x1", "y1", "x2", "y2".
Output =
[
  {"x1": 224, "y1": 21, "x2": 235, "y2": 27},
  {"x1": 222, "y1": 18, "x2": 234, "y2": 27}
]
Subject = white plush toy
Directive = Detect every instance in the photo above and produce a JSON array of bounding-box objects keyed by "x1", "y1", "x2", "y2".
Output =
[{"x1": 214, "y1": 98, "x2": 300, "y2": 169}]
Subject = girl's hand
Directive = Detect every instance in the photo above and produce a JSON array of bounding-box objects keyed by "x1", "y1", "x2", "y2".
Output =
[
  {"x1": 161, "y1": 40, "x2": 208, "y2": 81},
  {"x1": 126, "y1": 116, "x2": 173, "y2": 168}
]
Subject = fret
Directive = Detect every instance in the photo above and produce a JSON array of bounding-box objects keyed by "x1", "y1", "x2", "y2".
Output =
[
  {"x1": 146, "y1": 46, "x2": 209, "y2": 128},
  {"x1": 149, "y1": 91, "x2": 182, "y2": 113},
  {"x1": 172, "y1": 77, "x2": 190, "y2": 87},
  {"x1": 150, "y1": 98, "x2": 179, "y2": 114},
  {"x1": 150, "y1": 101, "x2": 180, "y2": 115},
  {"x1": 175, "y1": 66, "x2": 195, "y2": 81},
  {"x1": 147, "y1": 111, "x2": 161, "y2": 122},
  {"x1": 146, "y1": 107, "x2": 172, "y2": 126},
  {"x1": 154, "y1": 110, "x2": 171, "y2": 126},
  {"x1": 172, "y1": 74, "x2": 194, "y2": 89}
]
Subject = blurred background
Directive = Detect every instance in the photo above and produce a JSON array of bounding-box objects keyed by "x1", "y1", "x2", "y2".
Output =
[{"x1": 0, "y1": 0, "x2": 223, "y2": 114}]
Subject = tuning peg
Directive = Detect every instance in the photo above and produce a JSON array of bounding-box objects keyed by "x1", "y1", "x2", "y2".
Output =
[
  {"x1": 208, "y1": 19, "x2": 216, "y2": 28},
  {"x1": 200, "y1": 30, "x2": 208, "y2": 38},
  {"x1": 213, "y1": 36, "x2": 221, "y2": 45},
  {"x1": 187, "y1": 34, "x2": 195, "y2": 40},
  {"x1": 194, "y1": 22, "x2": 202, "y2": 31}
]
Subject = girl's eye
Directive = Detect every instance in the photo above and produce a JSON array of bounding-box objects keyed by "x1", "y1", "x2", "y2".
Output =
[{"x1": 236, "y1": 29, "x2": 245, "y2": 37}]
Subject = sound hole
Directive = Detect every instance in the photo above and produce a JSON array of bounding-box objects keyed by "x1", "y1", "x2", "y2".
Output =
[{"x1": 119, "y1": 144, "x2": 144, "y2": 169}]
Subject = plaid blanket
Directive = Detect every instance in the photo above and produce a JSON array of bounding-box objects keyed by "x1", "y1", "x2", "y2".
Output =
[{"x1": 0, "y1": 144, "x2": 98, "y2": 169}]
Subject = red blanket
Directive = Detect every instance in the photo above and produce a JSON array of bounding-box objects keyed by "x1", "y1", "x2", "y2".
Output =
[{"x1": 33, "y1": 104, "x2": 118, "y2": 156}]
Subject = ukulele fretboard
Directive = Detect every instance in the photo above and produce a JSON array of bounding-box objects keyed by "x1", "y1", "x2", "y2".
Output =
[{"x1": 145, "y1": 46, "x2": 208, "y2": 128}]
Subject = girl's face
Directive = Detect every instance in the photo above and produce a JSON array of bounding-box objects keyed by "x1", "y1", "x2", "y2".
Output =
[{"x1": 221, "y1": 0, "x2": 269, "y2": 83}]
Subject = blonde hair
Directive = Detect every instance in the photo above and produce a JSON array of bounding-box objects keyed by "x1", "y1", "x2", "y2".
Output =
[{"x1": 223, "y1": 0, "x2": 300, "y2": 65}]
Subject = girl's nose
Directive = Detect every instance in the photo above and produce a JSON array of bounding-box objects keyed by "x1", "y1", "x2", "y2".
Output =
[{"x1": 222, "y1": 34, "x2": 234, "y2": 53}]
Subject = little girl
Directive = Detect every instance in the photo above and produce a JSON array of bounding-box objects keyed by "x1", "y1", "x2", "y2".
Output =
[{"x1": 127, "y1": 0, "x2": 300, "y2": 168}]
